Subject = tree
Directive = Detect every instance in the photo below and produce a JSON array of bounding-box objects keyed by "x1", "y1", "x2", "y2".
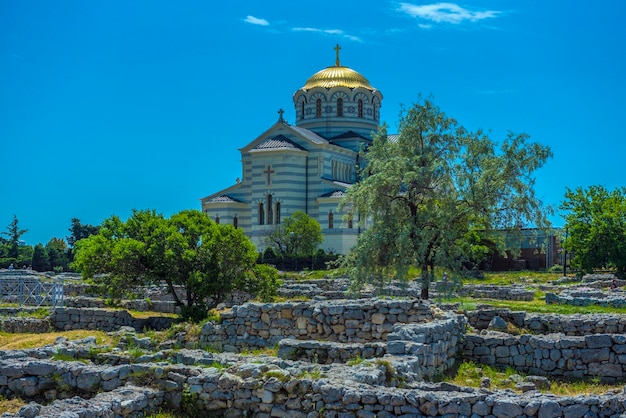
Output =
[
  {"x1": 46, "y1": 238, "x2": 69, "y2": 272},
  {"x1": 31, "y1": 244, "x2": 51, "y2": 272},
  {"x1": 560, "y1": 185, "x2": 626, "y2": 275},
  {"x1": 342, "y1": 98, "x2": 552, "y2": 298},
  {"x1": 72, "y1": 209, "x2": 279, "y2": 321},
  {"x1": 2, "y1": 215, "x2": 28, "y2": 259},
  {"x1": 266, "y1": 211, "x2": 323, "y2": 258}
]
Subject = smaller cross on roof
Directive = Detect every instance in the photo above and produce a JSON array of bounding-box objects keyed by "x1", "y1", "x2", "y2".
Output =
[{"x1": 278, "y1": 108, "x2": 285, "y2": 122}]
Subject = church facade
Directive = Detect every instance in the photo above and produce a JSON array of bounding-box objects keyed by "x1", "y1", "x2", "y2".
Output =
[{"x1": 201, "y1": 47, "x2": 382, "y2": 254}]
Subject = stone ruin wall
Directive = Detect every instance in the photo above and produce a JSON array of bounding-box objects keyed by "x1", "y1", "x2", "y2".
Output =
[
  {"x1": 199, "y1": 299, "x2": 451, "y2": 352},
  {"x1": 4, "y1": 352, "x2": 626, "y2": 418},
  {"x1": 5, "y1": 299, "x2": 626, "y2": 416},
  {"x1": 465, "y1": 307, "x2": 626, "y2": 334}
]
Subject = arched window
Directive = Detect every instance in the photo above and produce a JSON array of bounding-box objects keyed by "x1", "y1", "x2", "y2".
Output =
[
  {"x1": 215, "y1": 215, "x2": 220, "y2": 224},
  {"x1": 267, "y1": 194, "x2": 273, "y2": 225},
  {"x1": 233, "y1": 215, "x2": 238, "y2": 229},
  {"x1": 301, "y1": 101, "x2": 305, "y2": 120},
  {"x1": 358, "y1": 99, "x2": 363, "y2": 118},
  {"x1": 328, "y1": 211, "x2": 334, "y2": 229},
  {"x1": 316, "y1": 99, "x2": 322, "y2": 117},
  {"x1": 259, "y1": 203, "x2": 265, "y2": 225},
  {"x1": 337, "y1": 98, "x2": 343, "y2": 116},
  {"x1": 275, "y1": 202, "x2": 281, "y2": 224},
  {"x1": 348, "y1": 218, "x2": 353, "y2": 229}
]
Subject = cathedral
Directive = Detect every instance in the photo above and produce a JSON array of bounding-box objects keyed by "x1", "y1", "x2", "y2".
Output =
[{"x1": 201, "y1": 46, "x2": 382, "y2": 254}]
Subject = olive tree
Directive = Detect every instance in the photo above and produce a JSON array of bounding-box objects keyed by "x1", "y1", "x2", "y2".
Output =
[
  {"x1": 561, "y1": 185, "x2": 626, "y2": 275},
  {"x1": 342, "y1": 98, "x2": 552, "y2": 298},
  {"x1": 265, "y1": 211, "x2": 323, "y2": 258},
  {"x1": 72, "y1": 209, "x2": 279, "y2": 320}
]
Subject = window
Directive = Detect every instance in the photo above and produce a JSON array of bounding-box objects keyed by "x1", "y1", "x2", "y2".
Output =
[
  {"x1": 267, "y1": 194, "x2": 273, "y2": 225},
  {"x1": 316, "y1": 99, "x2": 322, "y2": 117},
  {"x1": 328, "y1": 211, "x2": 334, "y2": 229},
  {"x1": 337, "y1": 98, "x2": 343, "y2": 116},
  {"x1": 348, "y1": 218, "x2": 353, "y2": 229},
  {"x1": 275, "y1": 202, "x2": 281, "y2": 224},
  {"x1": 215, "y1": 215, "x2": 220, "y2": 224},
  {"x1": 259, "y1": 203, "x2": 265, "y2": 225},
  {"x1": 358, "y1": 99, "x2": 363, "y2": 118},
  {"x1": 233, "y1": 215, "x2": 238, "y2": 229},
  {"x1": 301, "y1": 101, "x2": 305, "y2": 120}
]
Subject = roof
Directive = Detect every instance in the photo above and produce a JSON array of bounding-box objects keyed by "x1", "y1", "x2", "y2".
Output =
[
  {"x1": 329, "y1": 130, "x2": 370, "y2": 141},
  {"x1": 320, "y1": 190, "x2": 347, "y2": 198},
  {"x1": 302, "y1": 65, "x2": 374, "y2": 91},
  {"x1": 289, "y1": 125, "x2": 329, "y2": 144},
  {"x1": 205, "y1": 195, "x2": 244, "y2": 203},
  {"x1": 254, "y1": 135, "x2": 307, "y2": 151}
]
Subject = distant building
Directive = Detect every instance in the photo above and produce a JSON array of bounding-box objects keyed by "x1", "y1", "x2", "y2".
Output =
[
  {"x1": 482, "y1": 228, "x2": 563, "y2": 271},
  {"x1": 201, "y1": 46, "x2": 381, "y2": 254}
]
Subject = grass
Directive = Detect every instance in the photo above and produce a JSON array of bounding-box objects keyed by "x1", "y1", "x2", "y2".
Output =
[
  {"x1": 470, "y1": 271, "x2": 561, "y2": 286},
  {"x1": 0, "y1": 330, "x2": 115, "y2": 350},
  {"x1": 16, "y1": 307, "x2": 50, "y2": 319},
  {"x1": 241, "y1": 346, "x2": 278, "y2": 357},
  {"x1": 297, "y1": 366, "x2": 324, "y2": 380},
  {"x1": 126, "y1": 309, "x2": 178, "y2": 319},
  {"x1": 449, "y1": 296, "x2": 626, "y2": 315},
  {"x1": 347, "y1": 355, "x2": 371, "y2": 367},
  {"x1": 0, "y1": 396, "x2": 27, "y2": 415},
  {"x1": 445, "y1": 361, "x2": 622, "y2": 395}
]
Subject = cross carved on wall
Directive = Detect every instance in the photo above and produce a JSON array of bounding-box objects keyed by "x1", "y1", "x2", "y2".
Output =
[{"x1": 264, "y1": 164, "x2": 275, "y2": 185}]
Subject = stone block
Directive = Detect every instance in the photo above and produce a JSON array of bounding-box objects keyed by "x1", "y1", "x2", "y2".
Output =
[
  {"x1": 371, "y1": 313, "x2": 386, "y2": 325},
  {"x1": 585, "y1": 334, "x2": 612, "y2": 349}
]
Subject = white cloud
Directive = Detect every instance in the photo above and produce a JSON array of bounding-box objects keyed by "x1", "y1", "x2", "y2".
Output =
[
  {"x1": 398, "y1": 2, "x2": 500, "y2": 24},
  {"x1": 292, "y1": 27, "x2": 362, "y2": 42},
  {"x1": 244, "y1": 15, "x2": 269, "y2": 26}
]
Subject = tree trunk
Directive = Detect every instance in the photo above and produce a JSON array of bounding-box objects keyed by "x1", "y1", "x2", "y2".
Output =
[{"x1": 421, "y1": 267, "x2": 429, "y2": 300}]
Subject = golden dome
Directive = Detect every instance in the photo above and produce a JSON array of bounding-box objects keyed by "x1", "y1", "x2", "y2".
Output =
[{"x1": 302, "y1": 65, "x2": 374, "y2": 90}]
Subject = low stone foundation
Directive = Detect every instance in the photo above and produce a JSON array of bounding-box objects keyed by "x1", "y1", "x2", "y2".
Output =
[
  {"x1": 50, "y1": 308, "x2": 176, "y2": 332},
  {"x1": 461, "y1": 284, "x2": 535, "y2": 301},
  {"x1": 546, "y1": 289, "x2": 626, "y2": 308},
  {"x1": 3, "y1": 346, "x2": 626, "y2": 418},
  {"x1": 200, "y1": 298, "x2": 437, "y2": 351},
  {"x1": 465, "y1": 307, "x2": 626, "y2": 335},
  {"x1": 463, "y1": 331, "x2": 626, "y2": 382}
]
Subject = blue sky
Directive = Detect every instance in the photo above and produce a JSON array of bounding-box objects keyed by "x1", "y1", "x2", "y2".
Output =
[{"x1": 1, "y1": 1, "x2": 625, "y2": 245}]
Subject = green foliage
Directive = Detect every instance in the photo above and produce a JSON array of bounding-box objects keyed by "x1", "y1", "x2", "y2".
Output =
[
  {"x1": 72, "y1": 209, "x2": 274, "y2": 322},
  {"x1": 31, "y1": 243, "x2": 50, "y2": 272},
  {"x1": 17, "y1": 308, "x2": 50, "y2": 319},
  {"x1": 346, "y1": 355, "x2": 370, "y2": 367},
  {"x1": 342, "y1": 98, "x2": 552, "y2": 298},
  {"x1": 296, "y1": 366, "x2": 324, "y2": 380},
  {"x1": 249, "y1": 264, "x2": 282, "y2": 302},
  {"x1": 2, "y1": 215, "x2": 28, "y2": 259},
  {"x1": 265, "y1": 211, "x2": 323, "y2": 257},
  {"x1": 46, "y1": 237, "x2": 69, "y2": 272},
  {"x1": 67, "y1": 218, "x2": 100, "y2": 248},
  {"x1": 561, "y1": 185, "x2": 626, "y2": 275}
]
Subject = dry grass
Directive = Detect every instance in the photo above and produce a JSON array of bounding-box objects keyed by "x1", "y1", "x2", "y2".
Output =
[
  {"x1": 445, "y1": 361, "x2": 623, "y2": 395},
  {"x1": 0, "y1": 330, "x2": 114, "y2": 350},
  {"x1": 0, "y1": 397, "x2": 27, "y2": 414},
  {"x1": 126, "y1": 310, "x2": 178, "y2": 319}
]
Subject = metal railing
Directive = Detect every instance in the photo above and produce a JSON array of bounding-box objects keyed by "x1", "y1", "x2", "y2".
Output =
[{"x1": 0, "y1": 277, "x2": 64, "y2": 307}]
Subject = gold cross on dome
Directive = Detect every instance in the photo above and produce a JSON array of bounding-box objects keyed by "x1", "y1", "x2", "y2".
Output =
[{"x1": 334, "y1": 44, "x2": 341, "y2": 66}]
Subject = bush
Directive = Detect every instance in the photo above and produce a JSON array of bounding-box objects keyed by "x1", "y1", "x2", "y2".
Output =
[{"x1": 548, "y1": 264, "x2": 564, "y2": 273}]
